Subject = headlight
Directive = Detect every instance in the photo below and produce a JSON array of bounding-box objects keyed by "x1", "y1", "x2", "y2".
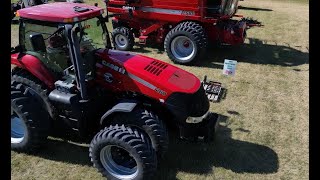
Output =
[{"x1": 186, "y1": 111, "x2": 209, "y2": 124}]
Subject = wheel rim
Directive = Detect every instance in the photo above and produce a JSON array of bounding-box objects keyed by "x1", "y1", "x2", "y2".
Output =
[
  {"x1": 100, "y1": 145, "x2": 138, "y2": 179},
  {"x1": 115, "y1": 34, "x2": 128, "y2": 48},
  {"x1": 170, "y1": 36, "x2": 195, "y2": 62},
  {"x1": 11, "y1": 110, "x2": 26, "y2": 144}
]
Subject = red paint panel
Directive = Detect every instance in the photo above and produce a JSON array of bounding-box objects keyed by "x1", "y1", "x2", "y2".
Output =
[
  {"x1": 18, "y1": 3, "x2": 103, "y2": 23},
  {"x1": 123, "y1": 53, "x2": 200, "y2": 94},
  {"x1": 11, "y1": 53, "x2": 55, "y2": 89},
  {"x1": 110, "y1": 0, "x2": 200, "y2": 10},
  {"x1": 221, "y1": 21, "x2": 247, "y2": 45},
  {"x1": 95, "y1": 49, "x2": 201, "y2": 101},
  {"x1": 108, "y1": 8, "x2": 201, "y2": 23},
  {"x1": 204, "y1": 24, "x2": 220, "y2": 42},
  {"x1": 152, "y1": 1, "x2": 197, "y2": 8},
  {"x1": 168, "y1": 69, "x2": 197, "y2": 90}
]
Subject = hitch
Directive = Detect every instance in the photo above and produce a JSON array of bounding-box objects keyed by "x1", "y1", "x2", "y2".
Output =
[
  {"x1": 241, "y1": 17, "x2": 263, "y2": 28},
  {"x1": 139, "y1": 36, "x2": 148, "y2": 45},
  {"x1": 202, "y1": 76, "x2": 226, "y2": 102}
]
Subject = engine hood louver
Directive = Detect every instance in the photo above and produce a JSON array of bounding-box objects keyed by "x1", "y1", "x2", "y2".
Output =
[{"x1": 144, "y1": 60, "x2": 168, "y2": 76}]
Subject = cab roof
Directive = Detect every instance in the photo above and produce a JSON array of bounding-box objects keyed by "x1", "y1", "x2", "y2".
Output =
[{"x1": 17, "y1": 2, "x2": 104, "y2": 23}]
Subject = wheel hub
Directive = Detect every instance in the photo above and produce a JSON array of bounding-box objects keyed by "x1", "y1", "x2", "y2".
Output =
[
  {"x1": 170, "y1": 36, "x2": 195, "y2": 62},
  {"x1": 183, "y1": 40, "x2": 190, "y2": 48},
  {"x1": 115, "y1": 34, "x2": 128, "y2": 48},
  {"x1": 11, "y1": 111, "x2": 26, "y2": 144},
  {"x1": 100, "y1": 145, "x2": 138, "y2": 179}
]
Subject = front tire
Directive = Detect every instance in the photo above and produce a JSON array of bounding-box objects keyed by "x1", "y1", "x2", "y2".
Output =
[
  {"x1": 164, "y1": 21, "x2": 208, "y2": 65},
  {"x1": 110, "y1": 108, "x2": 169, "y2": 159},
  {"x1": 112, "y1": 27, "x2": 135, "y2": 51},
  {"x1": 89, "y1": 125, "x2": 157, "y2": 180}
]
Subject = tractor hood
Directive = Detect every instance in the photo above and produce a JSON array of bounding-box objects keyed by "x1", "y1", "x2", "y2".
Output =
[
  {"x1": 96, "y1": 49, "x2": 201, "y2": 98},
  {"x1": 95, "y1": 49, "x2": 209, "y2": 121}
]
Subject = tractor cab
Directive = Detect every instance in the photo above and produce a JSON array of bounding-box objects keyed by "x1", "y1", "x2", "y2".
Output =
[{"x1": 12, "y1": 2, "x2": 111, "y2": 99}]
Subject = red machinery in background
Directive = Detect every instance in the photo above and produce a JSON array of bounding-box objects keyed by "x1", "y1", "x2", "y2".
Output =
[{"x1": 106, "y1": 0, "x2": 262, "y2": 64}]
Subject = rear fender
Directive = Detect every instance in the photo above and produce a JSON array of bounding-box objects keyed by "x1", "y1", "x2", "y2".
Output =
[{"x1": 11, "y1": 53, "x2": 55, "y2": 89}]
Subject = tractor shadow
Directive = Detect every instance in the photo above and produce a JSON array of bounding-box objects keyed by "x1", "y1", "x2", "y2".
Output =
[
  {"x1": 155, "y1": 114, "x2": 279, "y2": 180},
  {"x1": 198, "y1": 38, "x2": 309, "y2": 68},
  {"x1": 133, "y1": 42, "x2": 164, "y2": 54},
  {"x1": 238, "y1": 6, "x2": 273, "y2": 12},
  {"x1": 26, "y1": 138, "x2": 92, "y2": 166},
  {"x1": 20, "y1": 114, "x2": 278, "y2": 179},
  {"x1": 131, "y1": 38, "x2": 308, "y2": 68}
]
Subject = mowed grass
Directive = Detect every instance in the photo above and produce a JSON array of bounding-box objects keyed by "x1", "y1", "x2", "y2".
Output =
[{"x1": 11, "y1": 0, "x2": 309, "y2": 179}]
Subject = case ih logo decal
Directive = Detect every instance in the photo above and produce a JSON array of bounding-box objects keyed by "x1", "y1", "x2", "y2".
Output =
[
  {"x1": 122, "y1": 6, "x2": 135, "y2": 11},
  {"x1": 104, "y1": 73, "x2": 114, "y2": 83},
  {"x1": 102, "y1": 60, "x2": 126, "y2": 74}
]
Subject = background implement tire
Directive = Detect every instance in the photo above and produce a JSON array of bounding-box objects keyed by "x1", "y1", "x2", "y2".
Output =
[
  {"x1": 11, "y1": 85, "x2": 50, "y2": 152},
  {"x1": 112, "y1": 27, "x2": 135, "y2": 51},
  {"x1": 164, "y1": 21, "x2": 208, "y2": 65},
  {"x1": 110, "y1": 108, "x2": 169, "y2": 159},
  {"x1": 89, "y1": 125, "x2": 157, "y2": 180}
]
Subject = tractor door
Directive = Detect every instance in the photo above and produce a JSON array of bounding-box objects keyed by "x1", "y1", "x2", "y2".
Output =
[
  {"x1": 72, "y1": 17, "x2": 108, "y2": 80},
  {"x1": 19, "y1": 20, "x2": 71, "y2": 77}
]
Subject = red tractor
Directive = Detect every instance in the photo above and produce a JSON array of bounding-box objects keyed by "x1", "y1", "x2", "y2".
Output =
[
  {"x1": 107, "y1": 0, "x2": 261, "y2": 64},
  {"x1": 11, "y1": 2, "x2": 221, "y2": 179}
]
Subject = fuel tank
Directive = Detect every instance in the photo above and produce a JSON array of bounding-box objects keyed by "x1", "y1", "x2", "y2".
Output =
[{"x1": 94, "y1": 49, "x2": 201, "y2": 101}]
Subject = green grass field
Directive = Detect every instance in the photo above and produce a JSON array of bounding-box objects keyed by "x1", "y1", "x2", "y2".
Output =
[{"x1": 11, "y1": 0, "x2": 309, "y2": 179}]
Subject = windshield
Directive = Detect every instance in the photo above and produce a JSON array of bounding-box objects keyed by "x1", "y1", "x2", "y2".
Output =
[
  {"x1": 74, "y1": 17, "x2": 107, "y2": 50},
  {"x1": 70, "y1": 17, "x2": 108, "y2": 79}
]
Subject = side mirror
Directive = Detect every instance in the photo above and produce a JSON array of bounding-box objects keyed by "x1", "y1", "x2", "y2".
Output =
[{"x1": 30, "y1": 33, "x2": 46, "y2": 52}]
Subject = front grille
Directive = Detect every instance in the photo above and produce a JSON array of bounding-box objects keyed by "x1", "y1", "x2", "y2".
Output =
[
  {"x1": 144, "y1": 60, "x2": 168, "y2": 76},
  {"x1": 188, "y1": 86, "x2": 210, "y2": 117},
  {"x1": 165, "y1": 85, "x2": 210, "y2": 120}
]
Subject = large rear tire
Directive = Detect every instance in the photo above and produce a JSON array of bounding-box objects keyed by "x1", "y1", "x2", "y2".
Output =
[
  {"x1": 11, "y1": 68, "x2": 56, "y2": 119},
  {"x1": 110, "y1": 108, "x2": 169, "y2": 159},
  {"x1": 112, "y1": 27, "x2": 135, "y2": 51},
  {"x1": 164, "y1": 21, "x2": 208, "y2": 65},
  {"x1": 89, "y1": 125, "x2": 157, "y2": 180},
  {"x1": 11, "y1": 85, "x2": 50, "y2": 152}
]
